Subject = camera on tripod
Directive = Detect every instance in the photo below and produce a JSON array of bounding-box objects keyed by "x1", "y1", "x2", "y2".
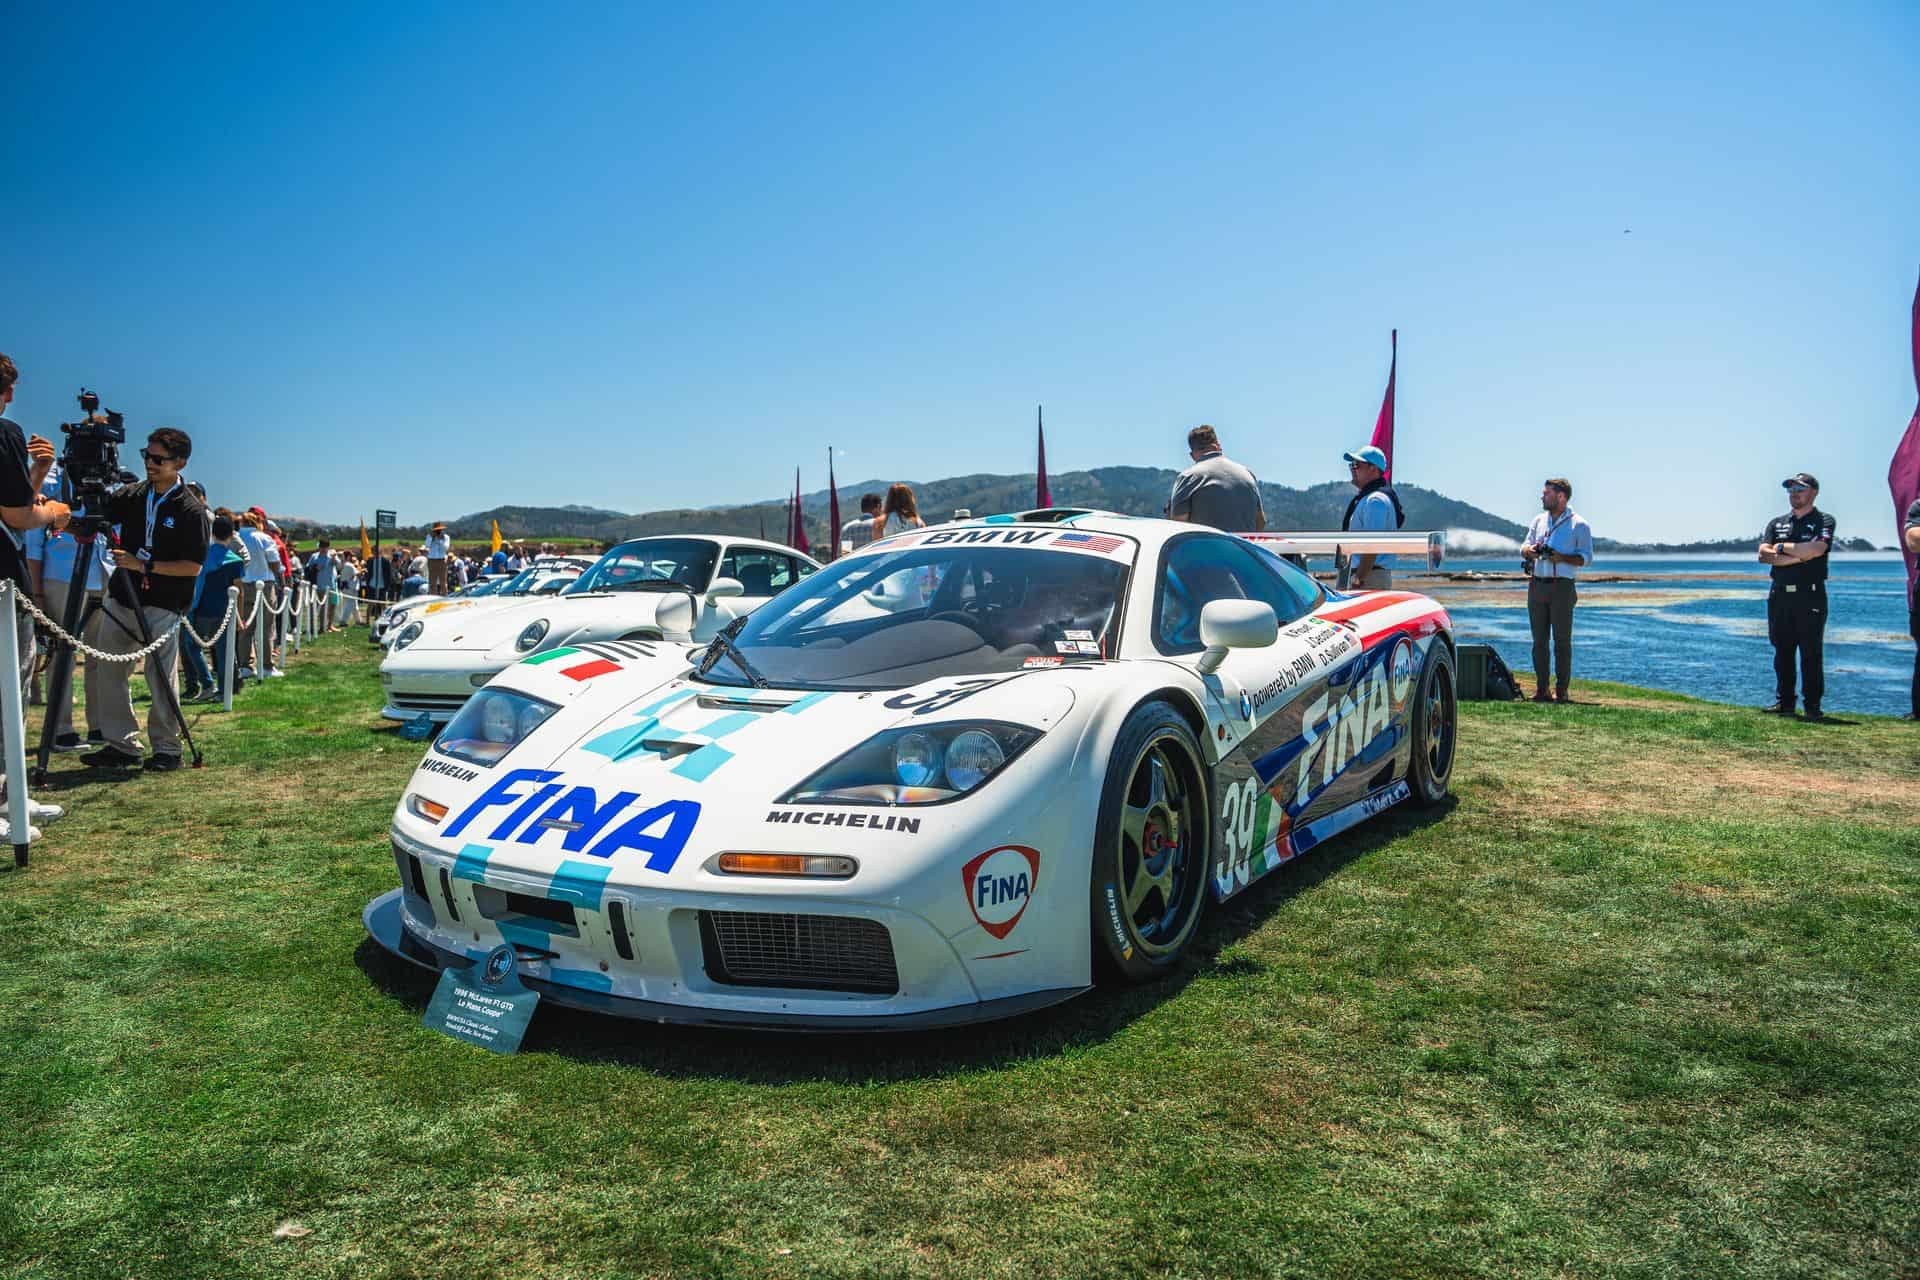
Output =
[{"x1": 58, "y1": 389, "x2": 134, "y2": 527}]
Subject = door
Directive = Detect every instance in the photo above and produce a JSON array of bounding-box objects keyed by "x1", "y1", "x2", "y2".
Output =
[{"x1": 1151, "y1": 535, "x2": 1390, "y2": 901}]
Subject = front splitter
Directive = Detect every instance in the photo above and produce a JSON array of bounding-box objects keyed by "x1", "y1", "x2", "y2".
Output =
[{"x1": 362, "y1": 889, "x2": 1087, "y2": 1033}]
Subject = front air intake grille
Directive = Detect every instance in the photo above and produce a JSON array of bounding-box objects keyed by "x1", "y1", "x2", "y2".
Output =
[
  {"x1": 699, "y1": 911, "x2": 899, "y2": 995},
  {"x1": 389, "y1": 692, "x2": 471, "y2": 712}
]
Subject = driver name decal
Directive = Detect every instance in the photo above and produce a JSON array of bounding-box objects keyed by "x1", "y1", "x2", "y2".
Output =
[
  {"x1": 443, "y1": 768, "x2": 701, "y2": 872},
  {"x1": 963, "y1": 845, "x2": 1040, "y2": 940}
]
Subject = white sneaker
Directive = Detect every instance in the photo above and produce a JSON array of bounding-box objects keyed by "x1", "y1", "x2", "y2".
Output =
[
  {"x1": 0, "y1": 791, "x2": 66, "y2": 824},
  {"x1": 237, "y1": 666, "x2": 256, "y2": 679},
  {"x1": 0, "y1": 819, "x2": 44, "y2": 842},
  {"x1": 267, "y1": 668, "x2": 288, "y2": 678}
]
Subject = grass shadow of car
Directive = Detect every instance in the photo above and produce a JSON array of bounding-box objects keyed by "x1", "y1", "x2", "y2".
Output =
[{"x1": 354, "y1": 795, "x2": 1458, "y2": 1081}]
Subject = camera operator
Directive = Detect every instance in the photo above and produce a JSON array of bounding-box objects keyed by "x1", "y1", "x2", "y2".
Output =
[
  {"x1": 82, "y1": 427, "x2": 208, "y2": 772},
  {"x1": 0, "y1": 353, "x2": 73, "y2": 830}
]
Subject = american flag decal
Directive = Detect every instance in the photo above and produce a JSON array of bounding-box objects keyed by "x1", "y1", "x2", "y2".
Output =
[{"x1": 1052, "y1": 531, "x2": 1124, "y2": 554}]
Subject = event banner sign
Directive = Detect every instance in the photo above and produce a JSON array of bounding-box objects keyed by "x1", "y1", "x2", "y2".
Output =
[
  {"x1": 376, "y1": 509, "x2": 398, "y2": 532},
  {"x1": 423, "y1": 945, "x2": 540, "y2": 1054}
]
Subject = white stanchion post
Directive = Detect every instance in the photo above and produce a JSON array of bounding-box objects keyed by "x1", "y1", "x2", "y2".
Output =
[
  {"x1": 0, "y1": 583, "x2": 31, "y2": 868},
  {"x1": 256, "y1": 586, "x2": 270, "y2": 679},
  {"x1": 222, "y1": 585, "x2": 239, "y2": 713}
]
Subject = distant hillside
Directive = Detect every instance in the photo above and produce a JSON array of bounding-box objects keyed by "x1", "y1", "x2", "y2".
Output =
[
  {"x1": 389, "y1": 468, "x2": 1531, "y2": 549},
  {"x1": 325, "y1": 470, "x2": 1893, "y2": 554}
]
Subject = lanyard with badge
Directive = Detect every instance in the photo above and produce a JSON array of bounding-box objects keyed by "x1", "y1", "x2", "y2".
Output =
[{"x1": 141, "y1": 480, "x2": 181, "y2": 592}]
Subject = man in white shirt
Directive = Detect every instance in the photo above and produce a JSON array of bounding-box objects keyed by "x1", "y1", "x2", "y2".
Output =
[
  {"x1": 426, "y1": 522, "x2": 451, "y2": 596},
  {"x1": 1521, "y1": 477, "x2": 1596, "y2": 703}
]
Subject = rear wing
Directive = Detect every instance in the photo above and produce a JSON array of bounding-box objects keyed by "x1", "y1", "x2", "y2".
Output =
[{"x1": 1241, "y1": 530, "x2": 1444, "y2": 572}]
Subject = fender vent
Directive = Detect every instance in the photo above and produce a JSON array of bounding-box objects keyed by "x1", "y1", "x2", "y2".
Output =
[{"x1": 699, "y1": 911, "x2": 899, "y2": 995}]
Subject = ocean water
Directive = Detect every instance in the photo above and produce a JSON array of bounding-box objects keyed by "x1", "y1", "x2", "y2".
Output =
[{"x1": 1435, "y1": 554, "x2": 1917, "y2": 716}]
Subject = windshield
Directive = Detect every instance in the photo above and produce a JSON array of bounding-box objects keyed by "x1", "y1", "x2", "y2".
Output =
[
  {"x1": 700, "y1": 543, "x2": 1131, "y2": 690},
  {"x1": 565, "y1": 539, "x2": 720, "y2": 594},
  {"x1": 457, "y1": 577, "x2": 507, "y2": 598}
]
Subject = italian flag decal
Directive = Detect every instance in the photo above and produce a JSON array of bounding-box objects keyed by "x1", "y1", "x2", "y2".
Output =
[{"x1": 521, "y1": 646, "x2": 621, "y2": 682}]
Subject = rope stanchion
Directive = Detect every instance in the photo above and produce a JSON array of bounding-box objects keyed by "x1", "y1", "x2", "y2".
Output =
[
  {"x1": 222, "y1": 584, "x2": 239, "y2": 712},
  {"x1": 15, "y1": 591, "x2": 184, "y2": 665},
  {"x1": 1, "y1": 582, "x2": 29, "y2": 867}
]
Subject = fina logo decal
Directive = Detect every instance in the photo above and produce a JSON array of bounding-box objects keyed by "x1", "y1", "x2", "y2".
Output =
[
  {"x1": 1388, "y1": 635, "x2": 1415, "y2": 714},
  {"x1": 443, "y1": 767, "x2": 701, "y2": 873},
  {"x1": 962, "y1": 844, "x2": 1040, "y2": 940}
]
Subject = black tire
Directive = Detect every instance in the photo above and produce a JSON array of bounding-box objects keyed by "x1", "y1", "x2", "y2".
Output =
[
  {"x1": 1408, "y1": 641, "x2": 1457, "y2": 807},
  {"x1": 1089, "y1": 700, "x2": 1211, "y2": 982}
]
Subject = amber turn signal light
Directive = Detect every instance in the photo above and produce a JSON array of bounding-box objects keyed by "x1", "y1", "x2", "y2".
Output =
[
  {"x1": 406, "y1": 794, "x2": 449, "y2": 825},
  {"x1": 716, "y1": 852, "x2": 857, "y2": 878}
]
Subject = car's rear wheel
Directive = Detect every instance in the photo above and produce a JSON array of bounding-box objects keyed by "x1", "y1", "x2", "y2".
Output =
[
  {"x1": 1090, "y1": 700, "x2": 1210, "y2": 982},
  {"x1": 1408, "y1": 642, "x2": 1456, "y2": 807}
]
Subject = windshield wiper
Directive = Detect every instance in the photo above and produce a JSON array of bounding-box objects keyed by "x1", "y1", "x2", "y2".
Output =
[{"x1": 697, "y1": 614, "x2": 769, "y2": 688}]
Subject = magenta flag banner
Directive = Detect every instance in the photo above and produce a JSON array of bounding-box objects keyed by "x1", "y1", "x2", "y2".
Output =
[
  {"x1": 1891, "y1": 271, "x2": 1920, "y2": 606},
  {"x1": 1370, "y1": 330, "x2": 1397, "y2": 482},
  {"x1": 827, "y1": 448, "x2": 842, "y2": 561},
  {"x1": 1036, "y1": 406, "x2": 1051, "y2": 509},
  {"x1": 791, "y1": 468, "x2": 811, "y2": 556}
]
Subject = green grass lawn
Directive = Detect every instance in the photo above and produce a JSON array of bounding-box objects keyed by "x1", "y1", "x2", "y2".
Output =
[{"x1": 1, "y1": 635, "x2": 1914, "y2": 1278}]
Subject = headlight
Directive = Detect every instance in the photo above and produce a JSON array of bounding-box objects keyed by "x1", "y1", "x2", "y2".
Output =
[
  {"x1": 779, "y1": 721, "x2": 1039, "y2": 806},
  {"x1": 393, "y1": 621, "x2": 424, "y2": 650},
  {"x1": 515, "y1": 619, "x2": 550, "y2": 653},
  {"x1": 435, "y1": 689, "x2": 559, "y2": 767}
]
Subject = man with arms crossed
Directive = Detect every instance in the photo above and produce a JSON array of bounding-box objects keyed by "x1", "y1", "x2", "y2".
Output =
[{"x1": 1758, "y1": 472, "x2": 1835, "y2": 722}]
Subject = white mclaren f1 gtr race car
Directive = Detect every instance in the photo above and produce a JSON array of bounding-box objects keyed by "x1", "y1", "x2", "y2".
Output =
[
  {"x1": 379, "y1": 536, "x2": 821, "y2": 722},
  {"x1": 365, "y1": 511, "x2": 1456, "y2": 1030}
]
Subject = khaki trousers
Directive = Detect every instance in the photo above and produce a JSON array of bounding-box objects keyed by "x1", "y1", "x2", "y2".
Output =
[
  {"x1": 95, "y1": 600, "x2": 184, "y2": 757},
  {"x1": 40, "y1": 579, "x2": 104, "y2": 740},
  {"x1": 1527, "y1": 576, "x2": 1578, "y2": 694}
]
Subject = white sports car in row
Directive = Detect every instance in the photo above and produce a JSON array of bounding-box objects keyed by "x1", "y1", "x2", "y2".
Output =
[
  {"x1": 378, "y1": 536, "x2": 821, "y2": 722},
  {"x1": 370, "y1": 558, "x2": 597, "y2": 647},
  {"x1": 366, "y1": 511, "x2": 1456, "y2": 1030}
]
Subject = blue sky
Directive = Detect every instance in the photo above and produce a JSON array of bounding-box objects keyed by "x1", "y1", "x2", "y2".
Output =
[{"x1": 5, "y1": 1, "x2": 1916, "y2": 541}]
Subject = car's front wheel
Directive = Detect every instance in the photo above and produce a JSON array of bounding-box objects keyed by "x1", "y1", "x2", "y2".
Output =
[
  {"x1": 1408, "y1": 641, "x2": 1457, "y2": 807},
  {"x1": 1090, "y1": 700, "x2": 1210, "y2": 982}
]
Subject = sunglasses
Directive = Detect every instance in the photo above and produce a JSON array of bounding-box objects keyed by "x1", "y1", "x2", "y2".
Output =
[
  {"x1": 139, "y1": 450, "x2": 178, "y2": 465},
  {"x1": 1786, "y1": 483, "x2": 1811, "y2": 492}
]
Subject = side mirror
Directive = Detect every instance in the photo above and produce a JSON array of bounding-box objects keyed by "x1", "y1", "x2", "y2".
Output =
[
  {"x1": 1196, "y1": 599, "x2": 1277, "y2": 675},
  {"x1": 706, "y1": 576, "x2": 745, "y2": 603}
]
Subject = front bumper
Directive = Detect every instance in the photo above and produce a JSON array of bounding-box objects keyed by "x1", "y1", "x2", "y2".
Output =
[
  {"x1": 365, "y1": 890, "x2": 1082, "y2": 1031},
  {"x1": 378, "y1": 659, "x2": 506, "y2": 721}
]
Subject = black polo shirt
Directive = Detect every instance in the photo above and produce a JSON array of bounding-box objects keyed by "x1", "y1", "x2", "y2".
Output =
[
  {"x1": 1762, "y1": 506, "x2": 1836, "y2": 588},
  {"x1": 108, "y1": 480, "x2": 210, "y2": 612},
  {"x1": 0, "y1": 417, "x2": 36, "y2": 594}
]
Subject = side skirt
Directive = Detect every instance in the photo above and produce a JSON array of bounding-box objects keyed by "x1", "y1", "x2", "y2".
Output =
[{"x1": 1210, "y1": 779, "x2": 1410, "y2": 902}]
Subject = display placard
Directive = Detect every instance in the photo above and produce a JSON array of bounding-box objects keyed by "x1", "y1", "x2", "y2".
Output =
[{"x1": 423, "y1": 945, "x2": 540, "y2": 1054}]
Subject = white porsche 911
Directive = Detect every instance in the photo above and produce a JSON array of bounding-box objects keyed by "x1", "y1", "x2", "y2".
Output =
[
  {"x1": 370, "y1": 558, "x2": 597, "y2": 647},
  {"x1": 378, "y1": 535, "x2": 821, "y2": 722},
  {"x1": 365, "y1": 511, "x2": 1456, "y2": 1030}
]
